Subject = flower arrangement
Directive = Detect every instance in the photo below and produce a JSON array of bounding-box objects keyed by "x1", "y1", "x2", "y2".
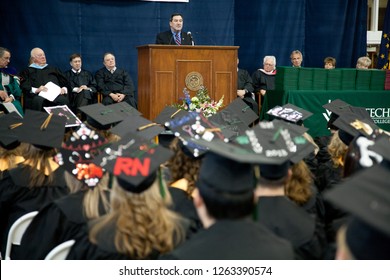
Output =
[{"x1": 174, "y1": 86, "x2": 224, "y2": 117}]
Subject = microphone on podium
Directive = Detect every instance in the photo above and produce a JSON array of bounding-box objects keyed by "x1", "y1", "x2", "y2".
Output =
[{"x1": 187, "y1": 31, "x2": 195, "y2": 46}]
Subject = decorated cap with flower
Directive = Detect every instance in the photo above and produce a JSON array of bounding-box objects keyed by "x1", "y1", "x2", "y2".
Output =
[{"x1": 55, "y1": 124, "x2": 110, "y2": 187}]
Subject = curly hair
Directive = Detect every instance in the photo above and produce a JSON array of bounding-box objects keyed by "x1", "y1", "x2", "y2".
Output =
[
  {"x1": 285, "y1": 160, "x2": 313, "y2": 206},
  {"x1": 167, "y1": 137, "x2": 201, "y2": 196},
  {"x1": 327, "y1": 131, "x2": 348, "y2": 168},
  {"x1": 89, "y1": 178, "x2": 185, "y2": 259}
]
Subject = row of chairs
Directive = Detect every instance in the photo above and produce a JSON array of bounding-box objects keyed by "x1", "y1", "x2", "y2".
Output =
[{"x1": 3, "y1": 211, "x2": 74, "y2": 260}]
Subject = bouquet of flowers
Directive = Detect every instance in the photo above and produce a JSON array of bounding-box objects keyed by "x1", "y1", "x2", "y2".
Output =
[{"x1": 174, "y1": 86, "x2": 224, "y2": 117}]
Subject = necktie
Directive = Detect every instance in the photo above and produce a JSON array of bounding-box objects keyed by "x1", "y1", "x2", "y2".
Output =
[{"x1": 175, "y1": 33, "x2": 181, "y2": 45}]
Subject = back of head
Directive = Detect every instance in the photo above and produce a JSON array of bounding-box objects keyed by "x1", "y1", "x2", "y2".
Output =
[{"x1": 197, "y1": 152, "x2": 256, "y2": 219}]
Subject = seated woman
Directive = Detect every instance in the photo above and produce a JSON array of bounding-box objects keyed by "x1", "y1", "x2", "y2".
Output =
[{"x1": 0, "y1": 47, "x2": 23, "y2": 116}]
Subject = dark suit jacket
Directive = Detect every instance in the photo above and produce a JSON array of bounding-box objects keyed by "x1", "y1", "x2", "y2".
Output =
[{"x1": 155, "y1": 30, "x2": 193, "y2": 45}]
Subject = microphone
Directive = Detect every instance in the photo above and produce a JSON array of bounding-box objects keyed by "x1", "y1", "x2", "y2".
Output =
[{"x1": 187, "y1": 31, "x2": 194, "y2": 46}]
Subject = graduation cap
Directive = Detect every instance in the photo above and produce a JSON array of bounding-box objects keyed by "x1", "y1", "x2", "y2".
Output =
[
  {"x1": 267, "y1": 103, "x2": 312, "y2": 125},
  {"x1": 165, "y1": 111, "x2": 230, "y2": 158},
  {"x1": 14, "y1": 109, "x2": 66, "y2": 149},
  {"x1": 369, "y1": 136, "x2": 390, "y2": 163},
  {"x1": 219, "y1": 98, "x2": 259, "y2": 126},
  {"x1": 322, "y1": 99, "x2": 352, "y2": 116},
  {"x1": 78, "y1": 103, "x2": 123, "y2": 130},
  {"x1": 0, "y1": 112, "x2": 23, "y2": 149},
  {"x1": 105, "y1": 102, "x2": 142, "y2": 120},
  {"x1": 55, "y1": 124, "x2": 110, "y2": 187},
  {"x1": 332, "y1": 111, "x2": 379, "y2": 145},
  {"x1": 94, "y1": 134, "x2": 173, "y2": 193},
  {"x1": 109, "y1": 115, "x2": 165, "y2": 140},
  {"x1": 324, "y1": 158, "x2": 390, "y2": 259},
  {"x1": 197, "y1": 151, "x2": 256, "y2": 195},
  {"x1": 153, "y1": 106, "x2": 188, "y2": 127},
  {"x1": 189, "y1": 120, "x2": 309, "y2": 166}
]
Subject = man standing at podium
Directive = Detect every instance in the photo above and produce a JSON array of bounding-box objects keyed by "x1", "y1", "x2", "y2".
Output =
[{"x1": 155, "y1": 13, "x2": 193, "y2": 45}]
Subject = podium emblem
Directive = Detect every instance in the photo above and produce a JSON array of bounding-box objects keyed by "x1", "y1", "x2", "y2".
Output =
[{"x1": 185, "y1": 72, "x2": 203, "y2": 91}]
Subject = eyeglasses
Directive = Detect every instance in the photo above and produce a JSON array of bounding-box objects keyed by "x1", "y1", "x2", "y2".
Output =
[{"x1": 264, "y1": 63, "x2": 275, "y2": 66}]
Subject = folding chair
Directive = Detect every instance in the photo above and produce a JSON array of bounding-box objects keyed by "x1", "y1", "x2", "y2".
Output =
[
  {"x1": 4, "y1": 211, "x2": 38, "y2": 260},
  {"x1": 44, "y1": 240, "x2": 76, "y2": 260}
]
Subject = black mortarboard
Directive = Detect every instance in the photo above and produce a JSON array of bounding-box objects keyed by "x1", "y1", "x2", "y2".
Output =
[
  {"x1": 153, "y1": 106, "x2": 188, "y2": 127},
  {"x1": 109, "y1": 115, "x2": 165, "y2": 140},
  {"x1": 56, "y1": 124, "x2": 110, "y2": 187},
  {"x1": 15, "y1": 109, "x2": 66, "y2": 149},
  {"x1": 94, "y1": 134, "x2": 173, "y2": 193},
  {"x1": 78, "y1": 103, "x2": 123, "y2": 130},
  {"x1": 0, "y1": 112, "x2": 23, "y2": 149},
  {"x1": 322, "y1": 99, "x2": 351, "y2": 116},
  {"x1": 165, "y1": 111, "x2": 230, "y2": 158},
  {"x1": 105, "y1": 102, "x2": 142, "y2": 120},
  {"x1": 267, "y1": 103, "x2": 312, "y2": 125},
  {"x1": 332, "y1": 112, "x2": 378, "y2": 145},
  {"x1": 324, "y1": 159, "x2": 390, "y2": 259},
  {"x1": 219, "y1": 98, "x2": 259, "y2": 126},
  {"x1": 197, "y1": 151, "x2": 256, "y2": 194}
]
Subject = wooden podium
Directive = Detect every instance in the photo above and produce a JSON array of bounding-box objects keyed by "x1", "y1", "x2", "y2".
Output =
[{"x1": 137, "y1": 44, "x2": 238, "y2": 120}]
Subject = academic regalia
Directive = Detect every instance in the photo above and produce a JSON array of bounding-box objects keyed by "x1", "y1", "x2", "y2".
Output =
[
  {"x1": 64, "y1": 69, "x2": 97, "y2": 109},
  {"x1": 0, "y1": 165, "x2": 69, "y2": 257},
  {"x1": 94, "y1": 67, "x2": 136, "y2": 108},
  {"x1": 0, "y1": 70, "x2": 23, "y2": 115},
  {"x1": 160, "y1": 219, "x2": 294, "y2": 260},
  {"x1": 19, "y1": 65, "x2": 71, "y2": 111},
  {"x1": 256, "y1": 196, "x2": 327, "y2": 260},
  {"x1": 14, "y1": 190, "x2": 110, "y2": 260}
]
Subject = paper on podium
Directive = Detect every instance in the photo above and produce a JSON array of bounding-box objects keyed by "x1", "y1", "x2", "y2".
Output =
[{"x1": 38, "y1": 81, "x2": 61, "y2": 102}]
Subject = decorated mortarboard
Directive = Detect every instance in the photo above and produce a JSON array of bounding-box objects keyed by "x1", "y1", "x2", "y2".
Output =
[
  {"x1": 190, "y1": 120, "x2": 309, "y2": 165},
  {"x1": 369, "y1": 136, "x2": 390, "y2": 163},
  {"x1": 208, "y1": 108, "x2": 250, "y2": 138},
  {"x1": 0, "y1": 112, "x2": 23, "y2": 149},
  {"x1": 105, "y1": 102, "x2": 142, "y2": 120},
  {"x1": 219, "y1": 98, "x2": 259, "y2": 126},
  {"x1": 165, "y1": 111, "x2": 230, "y2": 158},
  {"x1": 153, "y1": 106, "x2": 188, "y2": 127},
  {"x1": 55, "y1": 124, "x2": 110, "y2": 187},
  {"x1": 324, "y1": 154, "x2": 390, "y2": 259},
  {"x1": 109, "y1": 115, "x2": 165, "y2": 140},
  {"x1": 94, "y1": 133, "x2": 173, "y2": 193},
  {"x1": 14, "y1": 109, "x2": 66, "y2": 149},
  {"x1": 43, "y1": 105, "x2": 82, "y2": 127},
  {"x1": 332, "y1": 112, "x2": 379, "y2": 145},
  {"x1": 78, "y1": 103, "x2": 123, "y2": 130},
  {"x1": 266, "y1": 103, "x2": 312, "y2": 125}
]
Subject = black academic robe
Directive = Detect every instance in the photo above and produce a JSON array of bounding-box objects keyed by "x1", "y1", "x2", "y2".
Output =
[
  {"x1": 19, "y1": 65, "x2": 71, "y2": 111},
  {"x1": 237, "y1": 68, "x2": 258, "y2": 113},
  {"x1": 64, "y1": 69, "x2": 97, "y2": 109},
  {"x1": 256, "y1": 196, "x2": 327, "y2": 260},
  {"x1": 0, "y1": 165, "x2": 69, "y2": 257},
  {"x1": 168, "y1": 187, "x2": 202, "y2": 235},
  {"x1": 155, "y1": 30, "x2": 193, "y2": 45},
  {"x1": 160, "y1": 219, "x2": 295, "y2": 260},
  {"x1": 94, "y1": 67, "x2": 137, "y2": 108},
  {"x1": 14, "y1": 190, "x2": 110, "y2": 260},
  {"x1": 251, "y1": 69, "x2": 276, "y2": 105}
]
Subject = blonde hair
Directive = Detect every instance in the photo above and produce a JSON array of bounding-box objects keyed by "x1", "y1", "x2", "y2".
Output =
[
  {"x1": 64, "y1": 171, "x2": 111, "y2": 219},
  {"x1": 285, "y1": 160, "x2": 313, "y2": 206},
  {"x1": 89, "y1": 178, "x2": 185, "y2": 259},
  {"x1": 327, "y1": 131, "x2": 348, "y2": 168},
  {"x1": 0, "y1": 143, "x2": 27, "y2": 178}
]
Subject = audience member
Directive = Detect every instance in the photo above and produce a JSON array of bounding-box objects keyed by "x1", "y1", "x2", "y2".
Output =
[
  {"x1": 252, "y1": 55, "x2": 277, "y2": 107},
  {"x1": 66, "y1": 136, "x2": 186, "y2": 259},
  {"x1": 160, "y1": 151, "x2": 294, "y2": 260},
  {"x1": 95, "y1": 52, "x2": 137, "y2": 108},
  {"x1": 237, "y1": 58, "x2": 258, "y2": 113},
  {"x1": 290, "y1": 50, "x2": 303, "y2": 67},
  {"x1": 155, "y1": 13, "x2": 193, "y2": 45},
  {"x1": 0, "y1": 110, "x2": 69, "y2": 258},
  {"x1": 0, "y1": 47, "x2": 24, "y2": 115},
  {"x1": 19, "y1": 47, "x2": 70, "y2": 111},
  {"x1": 64, "y1": 53, "x2": 97, "y2": 113},
  {"x1": 324, "y1": 57, "x2": 336, "y2": 69},
  {"x1": 356, "y1": 56, "x2": 371, "y2": 69}
]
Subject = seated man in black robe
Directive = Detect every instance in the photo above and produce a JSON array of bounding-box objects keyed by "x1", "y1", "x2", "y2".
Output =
[
  {"x1": 95, "y1": 52, "x2": 137, "y2": 109},
  {"x1": 19, "y1": 47, "x2": 70, "y2": 112}
]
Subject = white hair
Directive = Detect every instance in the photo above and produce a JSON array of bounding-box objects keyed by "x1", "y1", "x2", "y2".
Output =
[{"x1": 263, "y1": 55, "x2": 276, "y2": 66}]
